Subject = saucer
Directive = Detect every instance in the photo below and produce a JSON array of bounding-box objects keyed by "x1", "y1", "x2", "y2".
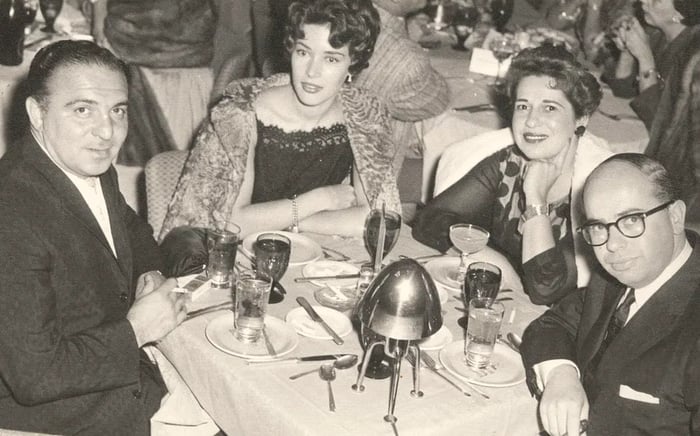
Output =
[
  {"x1": 206, "y1": 314, "x2": 298, "y2": 360},
  {"x1": 418, "y1": 325, "x2": 453, "y2": 351},
  {"x1": 425, "y1": 257, "x2": 463, "y2": 291},
  {"x1": 438, "y1": 341, "x2": 525, "y2": 387},
  {"x1": 285, "y1": 306, "x2": 353, "y2": 340}
]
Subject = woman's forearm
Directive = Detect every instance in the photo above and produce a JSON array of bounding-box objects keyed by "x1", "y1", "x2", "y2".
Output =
[
  {"x1": 298, "y1": 205, "x2": 370, "y2": 237},
  {"x1": 521, "y1": 215, "x2": 556, "y2": 263}
]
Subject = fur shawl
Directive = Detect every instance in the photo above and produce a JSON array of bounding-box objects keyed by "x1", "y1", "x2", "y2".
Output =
[{"x1": 159, "y1": 74, "x2": 401, "y2": 240}]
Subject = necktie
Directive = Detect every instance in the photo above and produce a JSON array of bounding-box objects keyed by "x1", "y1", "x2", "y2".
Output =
[{"x1": 589, "y1": 289, "x2": 636, "y2": 373}]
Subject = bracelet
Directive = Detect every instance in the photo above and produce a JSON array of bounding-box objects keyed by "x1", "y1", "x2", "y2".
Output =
[
  {"x1": 520, "y1": 203, "x2": 551, "y2": 225},
  {"x1": 290, "y1": 196, "x2": 299, "y2": 233},
  {"x1": 637, "y1": 67, "x2": 660, "y2": 81}
]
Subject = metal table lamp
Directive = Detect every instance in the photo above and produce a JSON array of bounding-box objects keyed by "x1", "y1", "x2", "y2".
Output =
[{"x1": 352, "y1": 259, "x2": 443, "y2": 430}]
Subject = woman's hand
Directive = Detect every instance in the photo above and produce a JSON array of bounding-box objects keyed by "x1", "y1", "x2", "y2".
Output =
[
  {"x1": 523, "y1": 160, "x2": 559, "y2": 205},
  {"x1": 310, "y1": 184, "x2": 356, "y2": 212},
  {"x1": 617, "y1": 17, "x2": 654, "y2": 68}
]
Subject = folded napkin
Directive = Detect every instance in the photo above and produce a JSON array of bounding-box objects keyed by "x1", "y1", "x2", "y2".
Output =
[{"x1": 145, "y1": 346, "x2": 220, "y2": 436}]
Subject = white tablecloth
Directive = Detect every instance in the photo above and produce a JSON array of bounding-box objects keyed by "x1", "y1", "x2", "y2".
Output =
[{"x1": 157, "y1": 228, "x2": 546, "y2": 436}]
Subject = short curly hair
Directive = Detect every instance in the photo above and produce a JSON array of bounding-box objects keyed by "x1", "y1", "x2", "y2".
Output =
[
  {"x1": 505, "y1": 44, "x2": 602, "y2": 119},
  {"x1": 284, "y1": 0, "x2": 381, "y2": 75}
]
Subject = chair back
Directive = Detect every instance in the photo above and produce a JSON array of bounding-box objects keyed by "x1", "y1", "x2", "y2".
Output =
[{"x1": 145, "y1": 150, "x2": 188, "y2": 237}]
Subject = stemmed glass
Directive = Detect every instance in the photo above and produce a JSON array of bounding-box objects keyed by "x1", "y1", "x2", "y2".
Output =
[
  {"x1": 253, "y1": 233, "x2": 291, "y2": 304},
  {"x1": 39, "y1": 0, "x2": 62, "y2": 33},
  {"x1": 363, "y1": 208, "x2": 401, "y2": 270},
  {"x1": 448, "y1": 223, "x2": 490, "y2": 285},
  {"x1": 489, "y1": 36, "x2": 518, "y2": 86}
]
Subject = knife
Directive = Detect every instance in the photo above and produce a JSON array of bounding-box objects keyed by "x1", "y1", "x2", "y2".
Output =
[
  {"x1": 246, "y1": 354, "x2": 354, "y2": 365},
  {"x1": 452, "y1": 103, "x2": 497, "y2": 113},
  {"x1": 296, "y1": 296, "x2": 344, "y2": 345},
  {"x1": 294, "y1": 273, "x2": 360, "y2": 282}
]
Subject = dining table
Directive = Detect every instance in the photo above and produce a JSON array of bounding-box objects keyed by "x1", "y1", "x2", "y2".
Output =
[
  {"x1": 418, "y1": 42, "x2": 650, "y2": 202},
  {"x1": 156, "y1": 226, "x2": 548, "y2": 436}
]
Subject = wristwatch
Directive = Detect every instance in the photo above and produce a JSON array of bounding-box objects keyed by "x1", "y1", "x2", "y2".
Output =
[{"x1": 520, "y1": 203, "x2": 551, "y2": 225}]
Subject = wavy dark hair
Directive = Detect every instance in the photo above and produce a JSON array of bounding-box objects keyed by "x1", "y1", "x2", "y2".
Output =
[
  {"x1": 26, "y1": 40, "x2": 129, "y2": 109},
  {"x1": 284, "y1": 0, "x2": 380, "y2": 75},
  {"x1": 505, "y1": 44, "x2": 602, "y2": 119},
  {"x1": 674, "y1": 0, "x2": 700, "y2": 25}
]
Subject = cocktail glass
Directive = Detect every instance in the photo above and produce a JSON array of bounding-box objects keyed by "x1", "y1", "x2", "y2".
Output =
[{"x1": 449, "y1": 223, "x2": 489, "y2": 284}]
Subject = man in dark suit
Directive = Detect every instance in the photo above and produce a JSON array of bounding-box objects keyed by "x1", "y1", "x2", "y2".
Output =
[
  {"x1": 0, "y1": 41, "x2": 186, "y2": 434},
  {"x1": 521, "y1": 153, "x2": 700, "y2": 436}
]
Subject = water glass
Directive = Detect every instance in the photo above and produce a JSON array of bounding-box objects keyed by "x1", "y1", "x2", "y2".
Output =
[
  {"x1": 464, "y1": 261, "x2": 501, "y2": 302},
  {"x1": 464, "y1": 298, "x2": 505, "y2": 369},
  {"x1": 206, "y1": 223, "x2": 240, "y2": 288},
  {"x1": 233, "y1": 274, "x2": 272, "y2": 343}
]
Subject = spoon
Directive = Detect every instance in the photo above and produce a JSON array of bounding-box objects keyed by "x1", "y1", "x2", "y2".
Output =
[
  {"x1": 507, "y1": 332, "x2": 522, "y2": 351},
  {"x1": 289, "y1": 354, "x2": 358, "y2": 380},
  {"x1": 319, "y1": 363, "x2": 337, "y2": 412}
]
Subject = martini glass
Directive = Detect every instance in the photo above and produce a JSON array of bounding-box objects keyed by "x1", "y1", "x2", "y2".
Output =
[
  {"x1": 489, "y1": 36, "x2": 518, "y2": 86},
  {"x1": 449, "y1": 223, "x2": 490, "y2": 284}
]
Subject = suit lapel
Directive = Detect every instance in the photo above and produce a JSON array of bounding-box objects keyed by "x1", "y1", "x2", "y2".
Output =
[
  {"x1": 579, "y1": 282, "x2": 625, "y2": 372},
  {"x1": 604, "y1": 243, "x2": 700, "y2": 368},
  {"x1": 23, "y1": 137, "x2": 122, "y2": 268}
]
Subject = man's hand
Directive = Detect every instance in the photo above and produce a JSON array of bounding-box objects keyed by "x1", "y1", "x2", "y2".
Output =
[
  {"x1": 127, "y1": 278, "x2": 186, "y2": 347},
  {"x1": 135, "y1": 271, "x2": 166, "y2": 299},
  {"x1": 540, "y1": 365, "x2": 589, "y2": 436}
]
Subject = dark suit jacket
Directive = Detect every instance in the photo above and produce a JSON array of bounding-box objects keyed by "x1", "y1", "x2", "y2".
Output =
[
  {"x1": 0, "y1": 137, "x2": 166, "y2": 435},
  {"x1": 521, "y1": 232, "x2": 700, "y2": 436}
]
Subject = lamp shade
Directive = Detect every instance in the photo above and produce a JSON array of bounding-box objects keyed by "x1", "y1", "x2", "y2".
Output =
[{"x1": 357, "y1": 259, "x2": 443, "y2": 340}]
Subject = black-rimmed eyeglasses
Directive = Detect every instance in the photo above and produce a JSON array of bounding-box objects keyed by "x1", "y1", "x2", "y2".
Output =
[{"x1": 577, "y1": 200, "x2": 674, "y2": 246}]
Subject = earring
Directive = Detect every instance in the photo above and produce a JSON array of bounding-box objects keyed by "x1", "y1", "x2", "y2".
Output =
[
  {"x1": 672, "y1": 15, "x2": 682, "y2": 24},
  {"x1": 575, "y1": 126, "x2": 586, "y2": 136},
  {"x1": 346, "y1": 73, "x2": 352, "y2": 83}
]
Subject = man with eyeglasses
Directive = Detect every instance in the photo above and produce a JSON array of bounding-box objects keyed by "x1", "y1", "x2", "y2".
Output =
[{"x1": 520, "y1": 153, "x2": 699, "y2": 436}]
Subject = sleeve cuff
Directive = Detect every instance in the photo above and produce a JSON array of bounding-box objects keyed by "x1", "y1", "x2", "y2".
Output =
[{"x1": 533, "y1": 359, "x2": 580, "y2": 392}]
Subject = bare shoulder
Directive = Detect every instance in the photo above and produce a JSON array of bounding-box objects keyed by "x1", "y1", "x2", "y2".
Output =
[{"x1": 255, "y1": 85, "x2": 295, "y2": 125}]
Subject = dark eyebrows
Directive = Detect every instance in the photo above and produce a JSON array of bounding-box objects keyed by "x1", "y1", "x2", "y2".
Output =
[
  {"x1": 64, "y1": 98, "x2": 128, "y2": 108},
  {"x1": 295, "y1": 40, "x2": 346, "y2": 57}
]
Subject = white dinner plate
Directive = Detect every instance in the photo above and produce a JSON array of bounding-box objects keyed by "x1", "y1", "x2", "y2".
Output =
[
  {"x1": 418, "y1": 325, "x2": 453, "y2": 351},
  {"x1": 285, "y1": 306, "x2": 353, "y2": 340},
  {"x1": 242, "y1": 231, "x2": 323, "y2": 267},
  {"x1": 425, "y1": 257, "x2": 463, "y2": 292},
  {"x1": 206, "y1": 314, "x2": 298, "y2": 360},
  {"x1": 302, "y1": 260, "x2": 360, "y2": 288},
  {"x1": 438, "y1": 341, "x2": 525, "y2": 387}
]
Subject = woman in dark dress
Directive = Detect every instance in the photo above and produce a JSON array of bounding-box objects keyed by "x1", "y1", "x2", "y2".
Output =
[{"x1": 412, "y1": 45, "x2": 612, "y2": 305}]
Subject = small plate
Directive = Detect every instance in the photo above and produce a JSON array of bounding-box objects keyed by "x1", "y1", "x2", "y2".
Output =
[
  {"x1": 425, "y1": 257, "x2": 463, "y2": 291},
  {"x1": 314, "y1": 286, "x2": 358, "y2": 312},
  {"x1": 418, "y1": 325, "x2": 453, "y2": 351},
  {"x1": 206, "y1": 314, "x2": 298, "y2": 360},
  {"x1": 303, "y1": 260, "x2": 360, "y2": 288},
  {"x1": 242, "y1": 231, "x2": 323, "y2": 267},
  {"x1": 438, "y1": 341, "x2": 525, "y2": 387},
  {"x1": 285, "y1": 306, "x2": 353, "y2": 340}
]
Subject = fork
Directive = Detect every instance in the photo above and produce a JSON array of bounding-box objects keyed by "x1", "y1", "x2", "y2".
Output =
[{"x1": 421, "y1": 352, "x2": 490, "y2": 399}]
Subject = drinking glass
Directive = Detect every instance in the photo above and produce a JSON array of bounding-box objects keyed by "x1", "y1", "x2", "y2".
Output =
[
  {"x1": 449, "y1": 223, "x2": 489, "y2": 284},
  {"x1": 489, "y1": 36, "x2": 518, "y2": 86},
  {"x1": 0, "y1": 0, "x2": 38, "y2": 66},
  {"x1": 39, "y1": 0, "x2": 62, "y2": 33},
  {"x1": 233, "y1": 273, "x2": 272, "y2": 343},
  {"x1": 253, "y1": 233, "x2": 291, "y2": 304},
  {"x1": 363, "y1": 209, "x2": 401, "y2": 269},
  {"x1": 206, "y1": 224, "x2": 240, "y2": 289},
  {"x1": 459, "y1": 261, "x2": 501, "y2": 329},
  {"x1": 464, "y1": 298, "x2": 505, "y2": 369}
]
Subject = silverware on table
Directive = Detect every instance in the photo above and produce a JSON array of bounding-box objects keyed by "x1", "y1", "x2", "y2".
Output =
[
  {"x1": 398, "y1": 254, "x2": 444, "y2": 263},
  {"x1": 319, "y1": 364, "x2": 337, "y2": 412},
  {"x1": 321, "y1": 246, "x2": 351, "y2": 262},
  {"x1": 452, "y1": 103, "x2": 497, "y2": 113},
  {"x1": 295, "y1": 297, "x2": 344, "y2": 345},
  {"x1": 421, "y1": 352, "x2": 490, "y2": 400},
  {"x1": 184, "y1": 302, "x2": 232, "y2": 321},
  {"x1": 262, "y1": 326, "x2": 277, "y2": 357},
  {"x1": 406, "y1": 351, "x2": 471, "y2": 397},
  {"x1": 497, "y1": 335, "x2": 520, "y2": 354},
  {"x1": 507, "y1": 332, "x2": 522, "y2": 351},
  {"x1": 597, "y1": 108, "x2": 640, "y2": 122},
  {"x1": 246, "y1": 354, "x2": 355, "y2": 365},
  {"x1": 289, "y1": 355, "x2": 358, "y2": 380},
  {"x1": 294, "y1": 273, "x2": 360, "y2": 282}
]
